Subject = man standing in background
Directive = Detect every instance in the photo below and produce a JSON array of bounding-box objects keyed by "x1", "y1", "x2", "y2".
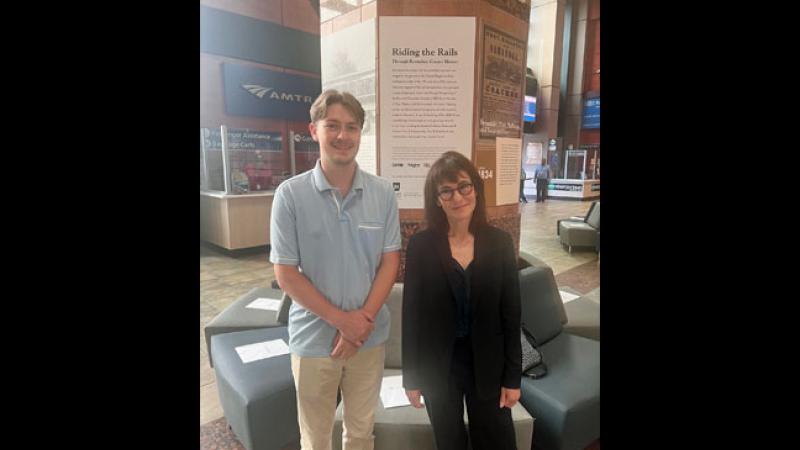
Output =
[{"x1": 534, "y1": 158, "x2": 551, "y2": 203}]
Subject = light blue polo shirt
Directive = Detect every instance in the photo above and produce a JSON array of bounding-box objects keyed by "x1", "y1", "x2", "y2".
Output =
[{"x1": 269, "y1": 160, "x2": 401, "y2": 357}]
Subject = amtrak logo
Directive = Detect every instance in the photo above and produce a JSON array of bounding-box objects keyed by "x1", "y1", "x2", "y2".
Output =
[{"x1": 242, "y1": 84, "x2": 314, "y2": 103}]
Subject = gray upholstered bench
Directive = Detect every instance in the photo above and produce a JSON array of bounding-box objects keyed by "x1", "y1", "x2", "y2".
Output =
[
  {"x1": 332, "y1": 368, "x2": 534, "y2": 450},
  {"x1": 519, "y1": 334, "x2": 599, "y2": 450},
  {"x1": 519, "y1": 265, "x2": 568, "y2": 326},
  {"x1": 211, "y1": 327, "x2": 299, "y2": 450},
  {"x1": 519, "y1": 268, "x2": 600, "y2": 450},
  {"x1": 558, "y1": 221, "x2": 598, "y2": 253},
  {"x1": 204, "y1": 286, "x2": 291, "y2": 367},
  {"x1": 558, "y1": 201, "x2": 600, "y2": 253},
  {"x1": 332, "y1": 283, "x2": 534, "y2": 450}
]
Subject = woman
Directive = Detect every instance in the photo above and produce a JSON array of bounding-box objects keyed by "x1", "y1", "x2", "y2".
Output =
[{"x1": 402, "y1": 151, "x2": 522, "y2": 450}]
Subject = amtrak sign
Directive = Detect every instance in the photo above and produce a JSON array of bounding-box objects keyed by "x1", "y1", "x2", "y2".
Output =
[{"x1": 223, "y1": 62, "x2": 321, "y2": 121}]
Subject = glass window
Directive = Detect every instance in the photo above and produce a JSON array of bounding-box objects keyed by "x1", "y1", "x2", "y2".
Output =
[{"x1": 200, "y1": 127, "x2": 288, "y2": 194}]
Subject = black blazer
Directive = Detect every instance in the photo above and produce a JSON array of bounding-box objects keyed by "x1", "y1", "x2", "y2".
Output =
[{"x1": 402, "y1": 225, "x2": 522, "y2": 400}]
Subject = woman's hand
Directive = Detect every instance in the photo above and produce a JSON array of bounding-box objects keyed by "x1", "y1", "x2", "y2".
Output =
[
  {"x1": 499, "y1": 387, "x2": 521, "y2": 409},
  {"x1": 405, "y1": 389, "x2": 424, "y2": 408}
]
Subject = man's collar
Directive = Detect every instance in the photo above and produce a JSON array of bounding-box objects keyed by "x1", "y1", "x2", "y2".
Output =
[{"x1": 312, "y1": 159, "x2": 365, "y2": 192}]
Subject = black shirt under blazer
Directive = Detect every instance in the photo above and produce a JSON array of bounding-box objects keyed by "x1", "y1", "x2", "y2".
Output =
[{"x1": 402, "y1": 225, "x2": 522, "y2": 400}]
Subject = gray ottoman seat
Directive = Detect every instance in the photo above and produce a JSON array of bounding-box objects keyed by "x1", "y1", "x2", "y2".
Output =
[
  {"x1": 204, "y1": 286, "x2": 291, "y2": 366},
  {"x1": 211, "y1": 326, "x2": 299, "y2": 450}
]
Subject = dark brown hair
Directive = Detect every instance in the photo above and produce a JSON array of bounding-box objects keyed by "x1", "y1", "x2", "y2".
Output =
[
  {"x1": 309, "y1": 89, "x2": 365, "y2": 128},
  {"x1": 423, "y1": 151, "x2": 488, "y2": 234}
]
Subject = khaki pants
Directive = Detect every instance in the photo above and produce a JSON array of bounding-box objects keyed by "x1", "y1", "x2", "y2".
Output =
[{"x1": 290, "y1": 345, "x2": 385, "y2": 450}]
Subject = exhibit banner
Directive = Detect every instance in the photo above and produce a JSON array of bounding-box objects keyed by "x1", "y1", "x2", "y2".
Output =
[
  {"x1": 484, "y1": 0, "x2": 532, "y2": 22},
  {"x1": 379, "y1": 16, "x2": 476, "y2": 208},
  {"x1": 479, "y1": 26, "x2": 526, "y2": 139}
]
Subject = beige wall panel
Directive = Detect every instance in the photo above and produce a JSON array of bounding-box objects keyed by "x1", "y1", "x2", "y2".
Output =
[
  {"x1": 227, "y1": 196, "x2": 273, "y2": 249},
  {"x1": 200, "y1": 195, "x2": 231, "y2": 249}
]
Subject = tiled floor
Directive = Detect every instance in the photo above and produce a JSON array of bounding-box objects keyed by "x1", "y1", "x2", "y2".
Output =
[{"x1": 200, "y1": 198, "x2": 599, "y2": 429}]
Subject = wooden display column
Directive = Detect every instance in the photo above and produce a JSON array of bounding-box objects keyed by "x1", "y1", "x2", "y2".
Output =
[{"x1": 321, "y1": 0, "x2": 531, "y2": 281}]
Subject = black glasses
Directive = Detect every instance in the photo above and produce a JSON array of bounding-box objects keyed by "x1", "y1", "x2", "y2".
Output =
[{"x1": 438, "y1": 182, "x2": 474, "y2": 201}]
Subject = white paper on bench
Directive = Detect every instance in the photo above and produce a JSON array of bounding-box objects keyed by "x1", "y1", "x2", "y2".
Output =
[
  {"x1": 246, "y1": 298, "x2": 282, "y2": 311},
  {"x1": 235, "y1": 339, "x2": 290, "y2": 364},
  {"x1": 380, "y1": 375, "x2": 424, "y2": 408},
  {"x1": 558, "y1": 290, "x2": 581, "y2": 304}
]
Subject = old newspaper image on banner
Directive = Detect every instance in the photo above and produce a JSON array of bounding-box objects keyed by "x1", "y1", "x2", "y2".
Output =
[
  {"x1": 485, "y1": 0, "x2": 531, "y2": 22},
  {"x1": 479, "y1": 26, "x2": 526, "y2": 139}
]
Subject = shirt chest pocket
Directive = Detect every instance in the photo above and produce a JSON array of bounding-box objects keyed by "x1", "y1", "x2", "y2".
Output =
[{"x1": 357, "y1": 221, "x2": 385, "y2": 262}]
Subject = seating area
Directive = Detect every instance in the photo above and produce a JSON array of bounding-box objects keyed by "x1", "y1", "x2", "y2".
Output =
[
  {"x1": 203, "y1": 252, "x2": 599, "y2": 450},
  {"x1": 558, "y1": 201, "x2": 600, "y2": 254},
  {"x1": 331, "y1": 284, "x2": 535, "y2": 450},
  {"x1": 517, "y1": 266, "x2": 600, "y2": 450}
]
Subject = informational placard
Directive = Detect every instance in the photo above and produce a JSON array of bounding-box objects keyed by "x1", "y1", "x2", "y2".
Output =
[
  {"x1": 379, "y1": 17, "x2": 476, "y2": 209},
  {"x1": 479, "y1": 26, "x2": 526, "y2": 139},
  {"x1": 495, "y1": 137, "x2": 522, "y2": 205},
  {"x1": 321, "y1": 19, "x2": 377, "y2": 175}
]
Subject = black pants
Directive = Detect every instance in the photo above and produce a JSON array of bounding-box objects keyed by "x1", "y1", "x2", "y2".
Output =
[
  {"x1": 536, "y1": 179, "x2": 547, "y2": 202},
  {"x1": 423, "y1": 337, "x2": 517, "y2": 450},
  {"x1": 519, "y1": 181, "x2": 527, "y2": 202}
]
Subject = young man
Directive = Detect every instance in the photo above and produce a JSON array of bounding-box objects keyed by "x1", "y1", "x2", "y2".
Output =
[{"x1": 270, "y1": 90, "x2": 401, "y2": 450}]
